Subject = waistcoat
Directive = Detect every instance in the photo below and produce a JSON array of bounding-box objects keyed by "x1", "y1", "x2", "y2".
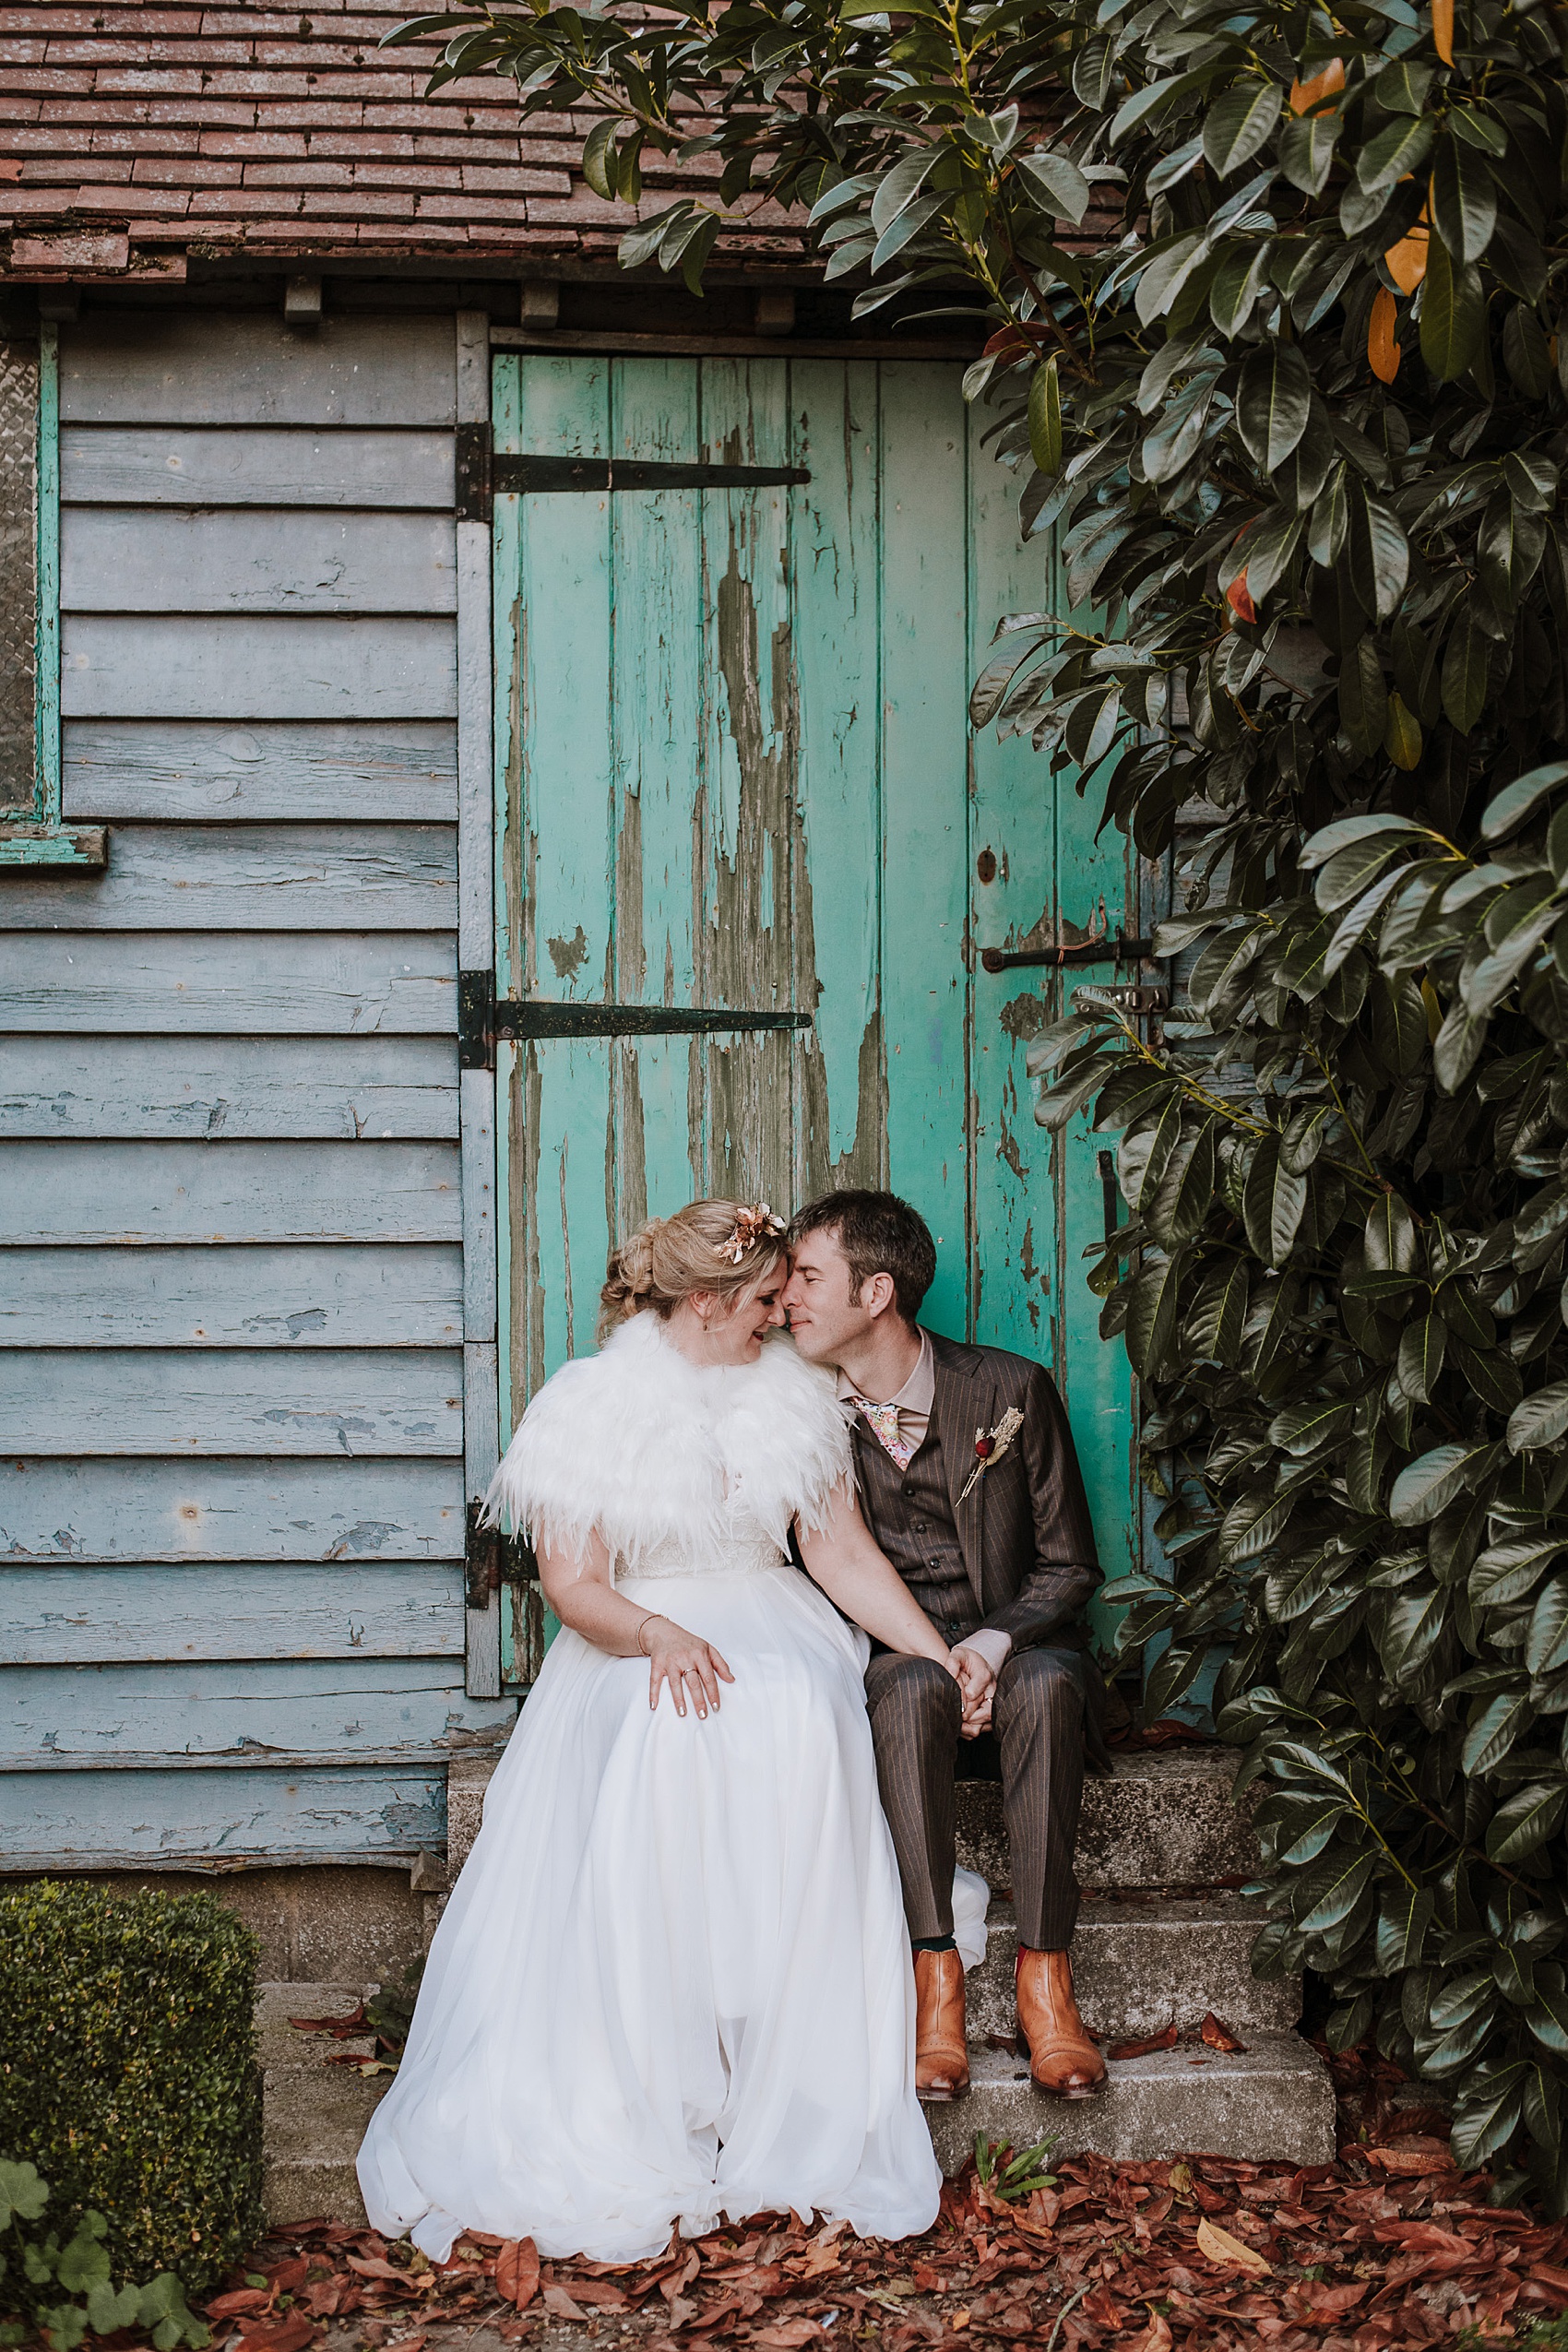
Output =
[{"x1": 854, "y1": 1423, "x2": 980, "y2": 1637}]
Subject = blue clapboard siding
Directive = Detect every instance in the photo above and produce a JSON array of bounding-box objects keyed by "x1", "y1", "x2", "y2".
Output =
[
  {"x1": 1, "y1": 310, "x2": 511, "y2": 1864},
  {"x1": 0, "y1": 1458, "x2": 462, "y2": 1562},
  {"x1": 3, "y1": 1659, "x2": 481, "y2": 1762},
  {"x1": 0, "y1": 1041, "x2": 460, "y2": 1141},
  {"x1": 0, "y1": 1245, "x2": 463, "y2": 1346},
  {"x1": 3, "y1": 1768, "x2": 448, "y2": 1870},
  {"x1": 6, "y1": 1565, "x2": 465, "y2": 1664}
]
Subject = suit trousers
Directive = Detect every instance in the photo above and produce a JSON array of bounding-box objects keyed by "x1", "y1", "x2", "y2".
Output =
[{"x1": 863, "y1": 1645, "x2": 1087, "y2": 1950}]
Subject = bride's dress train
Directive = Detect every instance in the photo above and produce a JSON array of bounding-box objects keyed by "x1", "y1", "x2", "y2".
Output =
[{"x1": 357, "y1": 1315, "x2": 945, "y2": 2263}]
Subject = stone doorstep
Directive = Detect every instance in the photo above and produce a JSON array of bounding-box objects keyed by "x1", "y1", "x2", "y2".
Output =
[
  {"x1": 445, "y1": 1747, "x2": 1263, "y2": 1890},
  {"x1": 259, "y1": 1984, "x2": 387, "y2": 2229},
  {"x1": 925, "y1": 2035, "x2": 1337, "y2": 2176},
  {"x1": 968, "y1": 1896, "x2": 1300, "y2": 2045}
]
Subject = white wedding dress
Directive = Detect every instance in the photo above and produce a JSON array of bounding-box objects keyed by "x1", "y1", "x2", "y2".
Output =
[{"x1": 357, "y1": 1312, "x2": 944, "y2": 2263}]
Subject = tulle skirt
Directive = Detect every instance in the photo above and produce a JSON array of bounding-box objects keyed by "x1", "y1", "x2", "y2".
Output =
[{"x1": 357, "y1": 1560, "x2": 945, "y2": 2262}]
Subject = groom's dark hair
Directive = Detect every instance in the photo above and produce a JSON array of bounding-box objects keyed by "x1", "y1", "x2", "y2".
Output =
[{"x1": 788, "y1": 1191, "x2": 937, "y2": 1324}]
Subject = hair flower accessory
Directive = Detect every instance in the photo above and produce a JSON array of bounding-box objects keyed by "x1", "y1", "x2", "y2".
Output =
[
  {"x1": 719, "y1": 1202, "x2": 787, "y2": 1265},
  {"x1": 958, "y1": 1406, "x2": 1024, "y2": 1502}
]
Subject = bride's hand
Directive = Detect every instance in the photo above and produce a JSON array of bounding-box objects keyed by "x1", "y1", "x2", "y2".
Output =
[{"x1": 639, "y1": 1615, "x2": 736, "y2": 1720}]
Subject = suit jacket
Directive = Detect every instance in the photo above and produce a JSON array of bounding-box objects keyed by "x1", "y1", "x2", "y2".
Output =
[{"x1": 849, "y1": 1328, "x2": 1102, "y2": 1652}]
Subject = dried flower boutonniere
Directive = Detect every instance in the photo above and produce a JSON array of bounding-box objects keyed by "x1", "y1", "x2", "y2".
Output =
[{"x1": 958, "y1": 1406, "x2": 1024, "y2": 1503}]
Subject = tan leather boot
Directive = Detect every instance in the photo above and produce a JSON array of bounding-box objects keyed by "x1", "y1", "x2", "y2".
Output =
[
  {"x1": 913, "y1": 1947, "x2": 969, "y2": 2103},
  {"x1": 1016, "y1": 1948, "x2": 1106, "y2": 2100}
]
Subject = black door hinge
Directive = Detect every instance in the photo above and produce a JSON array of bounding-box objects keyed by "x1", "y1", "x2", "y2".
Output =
[
  {"x1": 459, "y1": 969, "x2": 494, "y2": 1070},
  {"x1": 458, "y1": 971, "x2": 811, "y2": 1070},
  {"x1": 455, "y1": 422, "x2": 493, "y2": 523},
  {"x1": 454, "y1": 421, "x2": 810, "y2": 527},
  {"x1": 464, "y1": 1498, "x2": 499, "y2": 1610}
]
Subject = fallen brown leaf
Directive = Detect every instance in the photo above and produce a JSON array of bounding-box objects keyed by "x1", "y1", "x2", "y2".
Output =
[
  {"x1": 236, "y1": 2317, "x2": 317, "y2": 2352},
  {"x1": 540, "y1": 2284, "x2": 589, "y2": 2322},
  {"x1": 207, "y1": 2290, "x2": 272, "y2": 2321},
  {"x1": 1107, "y1": 2024, "x2": 1179, "y2": 2061},
  {"x1": 1126, "y1": 2310, "x2": 1173, "y2": 2352},
  {"x1": 1364, "y1": 2141, "x2": 1453, "y2": 2175},
  {"x1": 287, "y1": 2008, "x2": 367, "y2": 2038},
  {"x1": 751, "y1": 2323, "x2": 825, "y2": 2349},
  {"x1": 1194, "y1": 2216, "x2": 1272, "y2": 2276},
  {"x1": 1199, "y1": 2013, "x2": 1246, "y2": 2054},
  {"x1": 495, "y1": 2239, "x2": 540, "y2": 2311}
]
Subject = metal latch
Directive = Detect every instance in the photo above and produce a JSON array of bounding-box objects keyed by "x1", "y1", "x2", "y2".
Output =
[
  {"x1": 464, "y1": 1500, "x2": 499, "y2": 1611},
  {"x1": 1092, "y1": 984, "x2": 1169, "y2": 1014}
]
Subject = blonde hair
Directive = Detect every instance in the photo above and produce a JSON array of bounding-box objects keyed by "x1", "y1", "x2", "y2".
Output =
[{"x1": 599, "y1": 1199, "x2": 789, "y2": 1341}]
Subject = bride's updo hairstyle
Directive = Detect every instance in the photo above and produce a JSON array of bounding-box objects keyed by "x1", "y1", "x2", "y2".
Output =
[{"x1": 599, "y1": 1199, "x2": 788, "y2": 1342}]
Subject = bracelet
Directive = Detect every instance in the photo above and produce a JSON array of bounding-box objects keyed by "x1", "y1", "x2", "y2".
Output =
[{"x1": 636, "y1": 1611, "x2": 662, "y2": 1657}]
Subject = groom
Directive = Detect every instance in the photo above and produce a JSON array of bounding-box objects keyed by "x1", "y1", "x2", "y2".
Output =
[{"x1": 782, "y1": 1191, "x2": 1109, "y2": 2104}]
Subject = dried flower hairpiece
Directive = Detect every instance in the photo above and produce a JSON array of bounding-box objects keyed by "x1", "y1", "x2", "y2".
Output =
[{"x1": 719, "y1": 1203, "x2": 787, "y2": 1265}]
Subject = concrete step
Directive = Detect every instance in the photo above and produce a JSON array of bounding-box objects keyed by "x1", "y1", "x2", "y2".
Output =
[
  {"x1": 968, "y1": 1895, "x2": 1298, "y2": 2045},
  {"x1": 447, "y1": 1745, "x2": 1263, "y2": 1889},
  {"x1": 955, "y1": 1748, "x2": 1261, "y2": 1894},
  {"x1": 257, "y1": 1982, "x2": 387, "y2": 2227},
  {"x1": 926, "y1": 2033, "x2": 1336, "y2": 2174}
]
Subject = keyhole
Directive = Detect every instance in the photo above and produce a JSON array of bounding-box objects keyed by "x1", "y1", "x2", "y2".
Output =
[{"x1": 976, "y1": 849, "x2": 997, "y2": 885}]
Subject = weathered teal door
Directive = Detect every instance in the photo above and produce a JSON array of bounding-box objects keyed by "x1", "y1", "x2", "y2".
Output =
[{"x1": 492, "y1": 350, "x2": 1138, "y2": 1681}]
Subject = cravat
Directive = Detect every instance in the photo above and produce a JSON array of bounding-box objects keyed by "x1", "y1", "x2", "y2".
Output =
[{"x1": 852, "y1": 1396, "x2": 917, "y2": 1472}]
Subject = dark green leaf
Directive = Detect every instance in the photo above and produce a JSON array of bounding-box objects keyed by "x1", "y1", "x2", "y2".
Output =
[
  {"x1": 1202, "y1": 79, "x2": 1283, "y2": 178},
  {"x1": 1431, "y1": 134, "x2": 1498, "y2": 261},
  {"x1": 1237, "y1": 341, "x2": 1313, "y2": 473},
  {"x1": 1421, "y1": 236, "x2": 1486, "y2": 381}
]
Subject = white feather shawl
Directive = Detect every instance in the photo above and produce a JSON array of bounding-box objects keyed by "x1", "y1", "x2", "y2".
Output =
[{"x1": 483, "y1": 1313, "x2": 850, "y2": 1566}]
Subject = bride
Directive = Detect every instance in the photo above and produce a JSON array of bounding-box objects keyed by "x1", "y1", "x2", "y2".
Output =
[{"x1": 357, "y1": 1197, "x2": 961, "y2": 2263}]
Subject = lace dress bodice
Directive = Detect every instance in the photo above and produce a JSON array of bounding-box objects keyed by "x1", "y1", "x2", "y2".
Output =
[{"x1": 613, "y1": 1528, "x2": 787, "y2": 1584}]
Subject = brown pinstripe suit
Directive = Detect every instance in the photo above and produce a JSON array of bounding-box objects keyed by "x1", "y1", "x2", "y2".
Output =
[{"x1": 852, "y1": 1331, "x2": 1109, "y2": 1951}]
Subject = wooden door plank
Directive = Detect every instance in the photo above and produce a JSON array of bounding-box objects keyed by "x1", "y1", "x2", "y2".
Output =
[
  {"x1": 502, "y1": 358, "x2": 615, "y2": 1435},
  {"x1": 62, "y1": 614, "x2": 457, "y2": 721},
  {"x1": 0, "y1": 823, "x2": 457, "y2": 931},
  {"x1": 878, "y1": 364, "x2": 971, "y2": 1336},
  {"x1": 792, "y1": 357, "x2": 885, "y2": 1199},
  {"x1": 5, "y1": 1568, "x2": 466, "y2": 1664},
  {"x1": 3, "y1": 1764, "x2": 448, "y2": 1865},
  {"x1": 62, "y1": 508, "x2": 457, "y2": 616},
  {"x1": 0, "y1": 932, "x2": 455, "y2": 1033},
  {"x1": 608, "y1": 356, "x2": 705, "y2": 1228},
  {"x1": 0, "y1": 1244, "x2": 463, "y2": 1348},
  {"x1": 60, "y1": 427, "x2": 455, "y2": 508},
  {"x1": 0, "y1": 1348, "x2": 464, "y2": 1455},
  {"x1": 692, "y1": 356, "x2": 798, "y2": 1207},
  {"x1": 0, "y1": 1140, "x2": 460, "y2": 1243},
  {"x1": 61, "y1": 314, "x2": 457, "y2": 427},
  {"x1": 516, "y1": 355, "x2": 612, "y2": 1009},
  {"x1": 0, "y1": 1456, "x2": 464, "y2": 1562},
  {"x1": 0, "y1": 1036, "x2": 457, "y2": 1141},
  {"x1": 2, "y1": 1659, "x2": 511, "y2": 1764},
  {"x1": 62, "y1": 720, "x2": 457, "y2": 823}
]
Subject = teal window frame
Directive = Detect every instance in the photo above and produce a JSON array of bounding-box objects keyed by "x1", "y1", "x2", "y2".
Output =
[{"x1": 1, "y1": 322, "x2": 105, "y2": 869}]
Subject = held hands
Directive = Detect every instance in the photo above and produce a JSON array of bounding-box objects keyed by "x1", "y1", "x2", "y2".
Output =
[
  {"x1": 951, "y1": 1641, "x2": 997, "y2": 1739},
  {"x1": 637, "y1": 1612, "x2": 735, "y2": 1720}
]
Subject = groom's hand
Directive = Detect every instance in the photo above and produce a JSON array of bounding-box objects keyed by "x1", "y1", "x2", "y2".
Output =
[{"x1": 951, "y1": 1643, "x2": 997, "y2": 1739}]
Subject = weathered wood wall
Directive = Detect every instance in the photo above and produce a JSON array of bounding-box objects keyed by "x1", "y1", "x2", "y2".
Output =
[{"x1": 0, "y1": 310, "x2": 513, "y2": 1870}]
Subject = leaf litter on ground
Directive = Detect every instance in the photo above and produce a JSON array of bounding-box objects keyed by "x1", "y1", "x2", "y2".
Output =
[{"x1": 181, "y1": 2051, "x2": 1568, "y2": 2352}]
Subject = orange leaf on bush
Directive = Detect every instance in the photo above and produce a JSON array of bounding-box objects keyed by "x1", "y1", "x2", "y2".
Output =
[
  {"x1": 1289, "y1": 56, "x2": 1345, "y2": 111},
  {"x1": 1227, "y1": 570, "x2": 1257, "y2": 624},
  {"x1": 1384, "y1": 213, "x2": 1430, "y2": 295},
  {"x1": 495, "y1": 2240, "x2": 540, "y2": 2311},
  {"x1": 1368, "y1": 287, "x2": 1401, "y2": 384},
  {"x1": 1432, "y1": 0, "x2": 1454, "y2": 62}
]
